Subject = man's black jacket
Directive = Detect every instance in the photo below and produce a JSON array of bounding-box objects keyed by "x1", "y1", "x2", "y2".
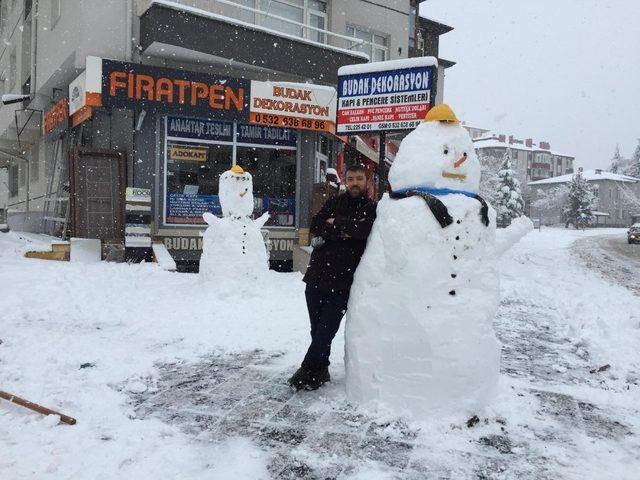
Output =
[{"x1": 303, "y1": 193, "x2": 377, "y2": 292}]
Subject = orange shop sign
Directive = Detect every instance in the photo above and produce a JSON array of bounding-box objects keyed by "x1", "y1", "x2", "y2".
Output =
[
  {"x1": 101, "y1": 59, "x2": 249, "y2": 120},
  {"x1": 43, "y1": 97, "x2": 69, "y2": 134},
  {"x1": 249, "y1": 81, "x2": 337, "y2": 133}
]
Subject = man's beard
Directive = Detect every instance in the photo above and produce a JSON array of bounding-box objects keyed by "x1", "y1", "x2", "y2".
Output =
[{"x1": 347, "y1": 186, "x2": 364, "y2": 197}]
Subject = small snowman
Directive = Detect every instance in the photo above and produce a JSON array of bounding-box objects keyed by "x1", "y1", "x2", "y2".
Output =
[
  {"x1": 345, "y1": 104, "x2": 532, "y2": 418},
  {"x1": 199, "y1": 165, "x2": 270, "y2": 284}
]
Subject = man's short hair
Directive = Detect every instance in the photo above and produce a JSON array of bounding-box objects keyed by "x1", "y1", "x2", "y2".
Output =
[{"x1": 346, "y1": 164, "x2": 367, "y2": 176}]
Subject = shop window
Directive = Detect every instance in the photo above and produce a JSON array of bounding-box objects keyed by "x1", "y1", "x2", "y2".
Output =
[
  {"x1": 316, "y1": 135, "x2": 328, "y2": 156},
  {"x1": 237, "y1": 146, "x2": 296, "y2": 227},
  {"x1": 314, "y1": 134, "x2": 329, "y2": 183},
  {"x1": 166, "y1": 142, "x2": 233, "y2": 225},
  {"x1": 164, "y1": 117, "x2": 297, "y2": 228}
]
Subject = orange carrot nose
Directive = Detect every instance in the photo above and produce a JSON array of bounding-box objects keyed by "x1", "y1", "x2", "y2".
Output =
[
  {"x1": 454, "y1": 155, "x2": 467, "y2": 169},
  {"x1": 239, "y1": 189, "x2": 248, "y2": 197}
]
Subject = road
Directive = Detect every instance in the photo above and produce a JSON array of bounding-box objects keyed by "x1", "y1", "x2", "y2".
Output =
[{"x1": 574, "y1": 231, "x2": 640, "y2": 295}]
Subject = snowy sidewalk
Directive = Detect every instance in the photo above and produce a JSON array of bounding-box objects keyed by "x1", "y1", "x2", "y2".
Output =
[{"x1": 1, "y1": 228, "x2": 640, "y2": 479}]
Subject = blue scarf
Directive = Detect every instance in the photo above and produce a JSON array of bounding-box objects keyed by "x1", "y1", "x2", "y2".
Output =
[{"x1": 392, "y1": 186, "x2": 478, "y2": 199}]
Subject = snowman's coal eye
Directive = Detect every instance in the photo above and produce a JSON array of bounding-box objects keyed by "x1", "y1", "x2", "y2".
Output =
[
  {"x1": 464, "y1": 152, "x2": 468, "y2": 157},
  {"x1": 444, "y1": 148, "x2": 449, "y2": 155}
]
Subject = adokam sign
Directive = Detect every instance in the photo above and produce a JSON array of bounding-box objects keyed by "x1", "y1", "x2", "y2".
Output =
[{"x1": 336, "y1": 57, "x2": 437, "y2": 134}]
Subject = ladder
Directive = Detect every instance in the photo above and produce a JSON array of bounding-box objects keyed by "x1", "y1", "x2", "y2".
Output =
[{"x1": 41, "y1": 137, "x2": 70, "y2": 238}]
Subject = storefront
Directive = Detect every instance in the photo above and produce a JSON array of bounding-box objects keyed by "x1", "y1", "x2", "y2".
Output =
[
  {"x1": 69, "y1": 56, "x2": 338, "y2": 270},
  {"x1": 163, "y1": 116, "x2": 297, "y2": 228}
]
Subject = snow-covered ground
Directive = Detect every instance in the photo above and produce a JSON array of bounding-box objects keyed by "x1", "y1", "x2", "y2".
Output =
[{"x1": 1, "y1": 227, "x2": 639, "y2": 479}]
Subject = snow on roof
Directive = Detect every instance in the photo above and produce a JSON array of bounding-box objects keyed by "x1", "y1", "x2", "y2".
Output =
[
  {"x1": 473, "y1": 137, "x2": 573, "y2": 157},
  {"x1": 148, "y1": 0, "x2": 369, "y2": 60},
  {"x1": 418, "y1": 15, "x2": 454, "y2": 33},
  {"x1": 528, "y1": 170, "x2": 640, "y2": 186},
  {"x1": 338, "y1": 57, "x2": 438, "y2": 76},
  {"x1": 461, "y1": 123, "x2": 490, "y2": 131}
]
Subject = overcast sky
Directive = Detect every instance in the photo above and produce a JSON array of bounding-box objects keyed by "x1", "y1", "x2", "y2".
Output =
[{"x1": 423, "y1": 0, "x2": 640, "y2": 169}]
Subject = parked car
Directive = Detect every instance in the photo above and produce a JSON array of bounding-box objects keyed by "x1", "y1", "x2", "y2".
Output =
[{"x1": 628, "y1": 224, "x2": 640, "y2": 244}]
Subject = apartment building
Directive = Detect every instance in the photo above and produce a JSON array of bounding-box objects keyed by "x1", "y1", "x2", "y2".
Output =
[
  {"x1": 529, "y1": 169, "x2": 640, "y2": 227},
  {"x1": 0, "y1": 0, "x2": 451, "y2": 270},
  {"x1": 473, "y1": 133, "x2": 575, "y2": 189}
]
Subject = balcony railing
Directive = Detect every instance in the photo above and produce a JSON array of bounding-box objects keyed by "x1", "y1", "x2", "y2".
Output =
[{"x1": 211, "y1": 0, "x2": 365, "y2": 52}]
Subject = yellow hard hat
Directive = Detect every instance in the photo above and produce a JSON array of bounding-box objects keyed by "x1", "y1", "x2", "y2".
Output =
[
  {"x1": 424, "y1": 104, "x2": 460, "y2": 124},
  {"x1": 231, "y1": 165, "x2": 245, "y2": 174}
]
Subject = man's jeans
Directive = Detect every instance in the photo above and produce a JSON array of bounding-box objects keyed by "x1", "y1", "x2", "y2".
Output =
[{"x1": 302, "y1": 285, "x2": 350, "y2": 371}]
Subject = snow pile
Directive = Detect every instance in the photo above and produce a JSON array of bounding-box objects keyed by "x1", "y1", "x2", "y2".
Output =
[
  {"x1": 0, "y1": 230, "x2": 307, "y2": 480},
  {"x1": 2, "y1": 225, "x2": 640, "y2": 478}
]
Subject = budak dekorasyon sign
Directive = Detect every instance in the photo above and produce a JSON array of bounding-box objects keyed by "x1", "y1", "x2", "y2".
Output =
[{"x1": 336, "y1": 57, "x2": 438, "y2": 134}]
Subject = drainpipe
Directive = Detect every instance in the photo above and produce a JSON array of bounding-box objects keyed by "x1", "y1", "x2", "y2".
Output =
[
  {"x1": 31, "y1": 0, "x2": 38, "y2": 95},
  {"x1": 125, "y1": 0, "x2": 133, "y2": 61}
]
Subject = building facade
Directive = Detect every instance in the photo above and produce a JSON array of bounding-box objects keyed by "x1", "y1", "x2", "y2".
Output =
[
  {"x1": 528, "y1": 169, "x2": 640, "y2": 227},
  {"x1": 0, "y1": 0, "x2": 452, "y2": 271},
  {"x1": 473, "y1": 134, "x2": 575, "y2": 190}
]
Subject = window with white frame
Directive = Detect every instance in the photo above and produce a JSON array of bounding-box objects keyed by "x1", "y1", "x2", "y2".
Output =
[
  {"x1": 230, "y1": 0, "x2": 327, "y2": 43},
  {"x1": 345, "y1": 25, "x2": 389, "y2": 61}
]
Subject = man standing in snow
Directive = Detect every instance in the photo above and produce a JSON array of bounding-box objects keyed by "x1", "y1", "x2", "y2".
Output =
[{"x1": 288, "y1": 165, "x2": 377, "y2": 391}]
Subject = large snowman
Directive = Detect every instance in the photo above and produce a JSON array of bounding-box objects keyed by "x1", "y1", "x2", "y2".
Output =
[
  {"x1": 199, "y1": 165, "x2": 270, "y2": 284},
  {"x1": 345, "y1": 104, "x2": 532, "y2": 418}
]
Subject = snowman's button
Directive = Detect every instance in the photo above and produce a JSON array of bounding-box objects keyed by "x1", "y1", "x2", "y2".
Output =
[
  {"x1": 457, "y1": 220, "x2": 461, "y2": 224},
  {"x1": 449, "y1": 290, "x2": 456, "y2": 296},
  {"x1": 453, "y1": 255, "x2": 458, "y2": 260},
  {"x1": 451, "y1": 273, "x2": 457, "y2": 278},
  {"x1": 455, "y1": 236, "x2": 460, "y2": 240}
]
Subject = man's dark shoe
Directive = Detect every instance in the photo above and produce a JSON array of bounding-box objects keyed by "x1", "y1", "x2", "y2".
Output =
[
  {"x1": 288, "y1": 365, "x2": 330, "y2": 391},
  {"x1": 304, "y1": 366, "x2": 330, "y2": 391},
  {"x1": 288, "y1": 366, "x2": 312, "y2": 391},
  {"x1": 317, "y1": 366, "x2": 330, "y2": 384}
]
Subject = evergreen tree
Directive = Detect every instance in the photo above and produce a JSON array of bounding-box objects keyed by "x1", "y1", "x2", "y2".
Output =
[
  {"x1": 563, "y1": 170, "x2": 595, "y2": 228},
  {"x1": 631, "y1": 139, "x2": 640, "y2": 178},
  {"x1": 609, "y1": 144, "x2": 623, "y2": 173},
  {"x1": 478, "y1": 151, "x2": 502, "y2": 205},
  {"x1": 494, "y1": 148, "x2": 525, "y2": 226}
]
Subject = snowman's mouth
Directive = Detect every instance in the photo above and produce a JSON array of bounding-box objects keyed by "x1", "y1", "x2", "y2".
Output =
[{"x1": 442, "y1": 171, "x2": 467, "y2": 180}]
